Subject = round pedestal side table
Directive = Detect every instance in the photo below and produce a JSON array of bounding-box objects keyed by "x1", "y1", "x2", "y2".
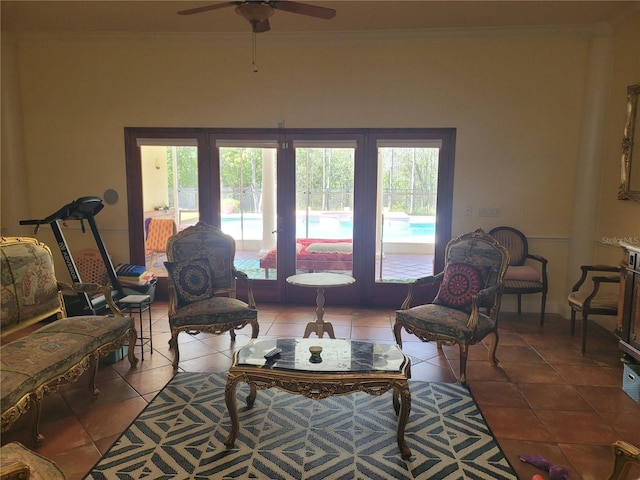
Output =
[{"x1": 286, "y1": 272, "x2": 356, "y2": 339}]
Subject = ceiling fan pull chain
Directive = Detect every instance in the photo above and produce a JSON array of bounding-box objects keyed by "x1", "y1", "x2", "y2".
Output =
[{"x1": 252, "y1": 30, "x2": 258, "y2": 74}]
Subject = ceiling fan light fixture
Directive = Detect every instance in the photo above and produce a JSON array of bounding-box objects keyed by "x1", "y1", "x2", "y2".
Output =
[
  {"x1": 178, "y1": 0, "x2": 336, "y2": 74},
  {"x1": 235, "y1": 3, "x2": 274, "y2": 24}
]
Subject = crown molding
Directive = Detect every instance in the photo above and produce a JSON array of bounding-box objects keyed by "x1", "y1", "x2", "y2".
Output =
[{"x1": 8, "y1": 23, "x2": 609, "y2": 47}]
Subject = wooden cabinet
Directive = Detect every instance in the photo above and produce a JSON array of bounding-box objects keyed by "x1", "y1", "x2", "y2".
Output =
[{"x1": 618, "y1": 243, "x2": 640, "y2": 362}]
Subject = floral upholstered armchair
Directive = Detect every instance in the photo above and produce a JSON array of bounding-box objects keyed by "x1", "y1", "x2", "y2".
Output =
[
  {"x1": 165, "y1": 222, "x2": 259, "y2": 369},
  {"x1": 0, "y1": 442, "x2": 66, "y2": 480},
  {"x1": 394, "y1": 229, "x2": 509, "y2": 384}
]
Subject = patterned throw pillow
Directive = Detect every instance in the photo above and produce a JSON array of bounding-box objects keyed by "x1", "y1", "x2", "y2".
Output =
[
  {"x1": 164, "y1": 258, "x2": 214, "y2": 307},
  {"x1": 433, "y1": 262, "x2": 485, "y2": 312}
]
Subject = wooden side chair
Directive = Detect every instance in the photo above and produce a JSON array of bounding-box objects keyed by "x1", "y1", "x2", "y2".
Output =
[
  {"x1": 568, "y1": 264, "x2": 621, "y2": 355},
  {"x1": 488, "y1": 226, "x2": 548, "y2": 325},
  {"x1": 145, "y1": 218, "x2": 177, "y2": 269},
  {"x1": 165, "y1": 222, "x2": 259, "y2": 369},
  {"x1": 394, "y1": 229, "x2": 509, "y2": 384}
]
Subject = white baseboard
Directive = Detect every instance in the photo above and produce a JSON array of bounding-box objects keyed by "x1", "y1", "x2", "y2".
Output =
[
  {"x1": 500, "y1": 297, "x2": 558, "y2": 315},
  {"x1": 500, "y1": 298, "x2": 618, "y2": 332}
]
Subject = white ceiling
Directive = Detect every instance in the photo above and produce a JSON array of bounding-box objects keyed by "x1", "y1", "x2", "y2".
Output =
[{"x1": 2, "y1": 1, "x2": 638, "y2": 34}]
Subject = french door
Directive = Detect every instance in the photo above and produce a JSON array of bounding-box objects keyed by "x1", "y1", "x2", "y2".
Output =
[
  {"x1": 125, "y1": 128, "x2": 455, "y2": 308},
  {"x1": 210, "y1": 132, "x2": 360, "y2": 306}
]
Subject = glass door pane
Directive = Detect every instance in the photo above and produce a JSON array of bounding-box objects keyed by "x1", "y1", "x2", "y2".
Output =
[
  {"x1": 218, "y1": 146, "x2": 277, "y2": 280},
  {"x1": 376, "y1": 142, "x2": 440, "y2": 282},
  {"x1": 295, "y1": 144, "x2": 355, "y2": 274},
  {"x1": 140, "y1": 143, "x2": 199, "y2": 276}
]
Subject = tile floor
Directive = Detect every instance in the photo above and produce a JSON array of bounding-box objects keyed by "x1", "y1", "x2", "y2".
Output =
[{"x1": 2, "y1": 302, "x2": 639, "y2": 480}]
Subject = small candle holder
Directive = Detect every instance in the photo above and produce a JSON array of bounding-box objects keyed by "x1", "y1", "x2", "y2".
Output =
[{"x1": 309, "y1": 346, "x2": 323, "y2": 363}]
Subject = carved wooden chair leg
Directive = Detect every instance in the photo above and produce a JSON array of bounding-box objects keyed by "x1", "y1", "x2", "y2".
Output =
[
  {"x1": 170, "y1": 333, "x2": 180, "y2": 369},
  {"x1": 608, "y1": 440, "x2": 640, "y2": 480},
  {"x1": 393, "y1": 323, "x2": 404, "y2": 347},
  {"x1": 250, "y1": 320, "x2": 260, "y2": 338},
  {"x1": 487, "y1": 332, "x2": 499, "y2": 366},
  {"x1": 30, "y1": 396, "x2": 44, "y2": 445},
  {"x1": 581, "y1": 313, "x2": 588, "y2": 355},
  {"x1": 458, "y1": 342, "x2": 469, "y2": 385},
  {"x1": 89, "y1": 354, "x2": 100, "y2": 397}
]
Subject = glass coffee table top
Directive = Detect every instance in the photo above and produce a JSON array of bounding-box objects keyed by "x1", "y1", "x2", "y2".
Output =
[{"x1": 235, "y1": 338, "x2": 408, "y2": 373}]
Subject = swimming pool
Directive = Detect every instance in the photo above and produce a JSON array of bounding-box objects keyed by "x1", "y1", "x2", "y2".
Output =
[{"x1": 221, "y1": 213, "x2": 435, "y2": 243}]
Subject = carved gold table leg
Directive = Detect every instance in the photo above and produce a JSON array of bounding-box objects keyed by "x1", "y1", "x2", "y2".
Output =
[
  {"x1": 392, "y1": 388, "x2": 400, "y2": 415},
  {"x1": 395, "y1": 381, "x2": 412, "y2": 460},
  {"x1": 246, "y1": 382, "x2": 257, "y2": 408},
  {"x1": 224, "y1": 373, "x2": 241, "y2": 448}
]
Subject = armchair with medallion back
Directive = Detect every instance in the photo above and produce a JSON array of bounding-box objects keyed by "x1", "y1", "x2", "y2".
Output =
[
  {"x1": 164, "y1": 222, "x2": 259, "y2": 369},
  {"x1": 394, "y1": 229, "x2": 509, "y2": 384}
]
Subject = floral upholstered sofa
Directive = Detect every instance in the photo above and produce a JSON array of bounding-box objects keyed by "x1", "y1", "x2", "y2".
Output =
[
  {"x1": 1, "y1": 236, "x2": 139, "y2": 446},
  {"x1": 0, "y1": 441, "x2": 66, "y2": 479}
]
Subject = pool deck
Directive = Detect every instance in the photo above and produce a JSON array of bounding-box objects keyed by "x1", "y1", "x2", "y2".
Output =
[{"x1": 148, "y1": 250, "x2": 434, "y2": 282}]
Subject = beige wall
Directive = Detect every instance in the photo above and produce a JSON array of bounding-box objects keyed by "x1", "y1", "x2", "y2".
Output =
[
  {"x1": 591, "y1": 11, "x2": 640, "y2": 330},
  {"x1": 2, "y1": 14, "x2": 639, "y2": 317},
  {"x1": 597, "y1": 11, "x2": 640, "y2": 266},
  {"x1": 142, "y1": 146, "x2": 170, "y2": 212}
]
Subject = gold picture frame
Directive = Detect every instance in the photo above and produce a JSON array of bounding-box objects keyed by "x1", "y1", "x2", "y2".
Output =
[{"x1": 618, "y1": 84, "x2": 640, "y2": 203}]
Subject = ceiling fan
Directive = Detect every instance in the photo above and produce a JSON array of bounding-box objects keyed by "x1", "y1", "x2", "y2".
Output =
[{"x1": 177, "y1": 1, "x2": 336, "y2": 33}]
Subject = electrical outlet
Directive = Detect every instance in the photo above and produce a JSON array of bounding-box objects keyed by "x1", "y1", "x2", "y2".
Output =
[{"x1": 478, "y1": 207, "x2": 501, "y2": 217}]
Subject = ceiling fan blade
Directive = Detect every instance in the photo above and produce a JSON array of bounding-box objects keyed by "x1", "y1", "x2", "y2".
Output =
[
  {"x1": 177, "y1": 2, "x2": 239, "y2": 16},
  {"x1": 253, "y1": 18, "x2": 271, "y2": 33},
  {"x1": 271, "y1": 1, "x2": 336, "y2": 20}
]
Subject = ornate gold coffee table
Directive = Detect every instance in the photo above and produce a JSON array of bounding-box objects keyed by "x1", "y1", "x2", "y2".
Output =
[{"x1": 224, "y1": 338, "x2": 412, "y2": 459}]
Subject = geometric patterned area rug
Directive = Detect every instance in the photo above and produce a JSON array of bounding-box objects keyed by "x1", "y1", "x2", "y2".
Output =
[{"x1": 85, "y1": 372, "x2": 517, "y2": 480}]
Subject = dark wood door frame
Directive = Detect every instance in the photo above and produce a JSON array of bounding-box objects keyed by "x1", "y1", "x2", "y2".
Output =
[{"x1": 124, "y1": 127, "x2": 455, "y2": 308}]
